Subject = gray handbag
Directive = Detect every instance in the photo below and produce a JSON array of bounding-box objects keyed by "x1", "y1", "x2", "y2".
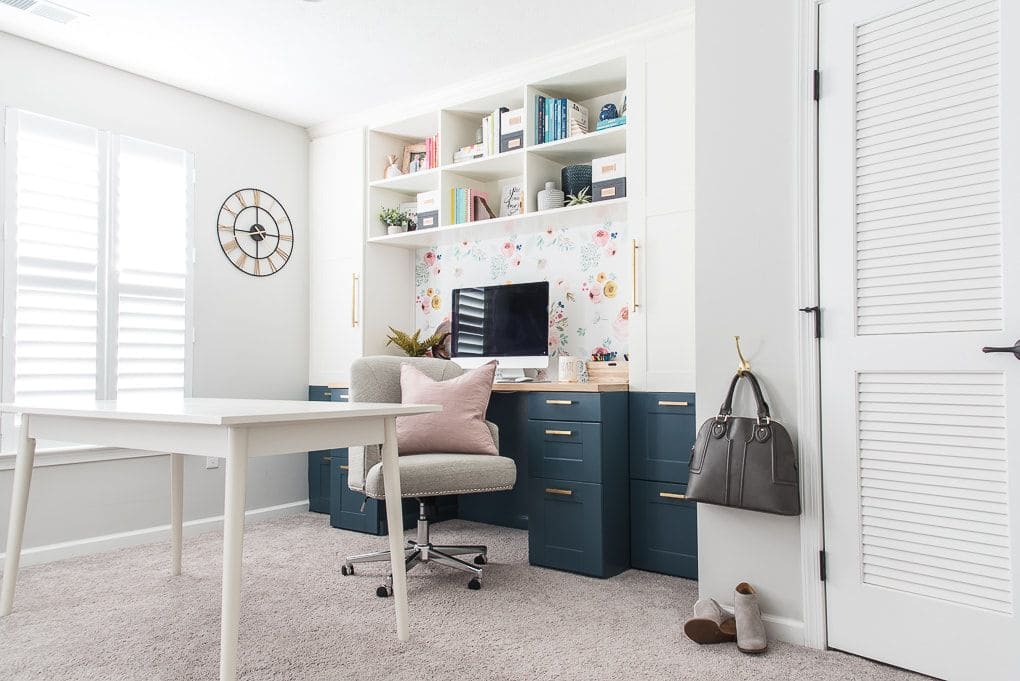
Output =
[{"x1": 687, "y1": 370, "x2": 801, "y2": 516}]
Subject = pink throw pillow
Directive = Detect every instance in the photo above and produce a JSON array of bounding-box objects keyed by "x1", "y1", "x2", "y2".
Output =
[{"x1": 396, "y1": 361, "x2": 498, "y2": 455}]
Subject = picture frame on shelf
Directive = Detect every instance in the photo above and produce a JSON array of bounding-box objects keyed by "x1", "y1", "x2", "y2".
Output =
[
  {"x1": 499, "y1": 180, "x2": 523, "y2": 217},
  {"x1": 402, "y1": 143, "x2": 427, "y2": 174}
]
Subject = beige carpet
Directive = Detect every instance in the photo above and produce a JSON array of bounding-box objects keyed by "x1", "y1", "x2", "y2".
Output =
[{"x1": 0, "y1": 513, "x2": 922, "y2": 681}]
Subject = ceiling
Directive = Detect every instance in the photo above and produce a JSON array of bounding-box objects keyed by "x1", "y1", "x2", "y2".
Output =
[{"x1": 0, "y1": 0, "x2": 690, "y2": 128}]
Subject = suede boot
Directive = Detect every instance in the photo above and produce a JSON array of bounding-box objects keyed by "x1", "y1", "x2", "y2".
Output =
[
  {"x1": 733, "y1": 582, "x2": 767, "y2": 654},
  {"x1": 683, "y1": 598, "x2": 737, "y2": 644}
]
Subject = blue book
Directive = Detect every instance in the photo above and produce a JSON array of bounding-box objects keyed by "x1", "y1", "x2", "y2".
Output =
[
  {"x1": 545, "y1": 98, "x2": 552, "y2": 143},
  {"x1": 559, "y1": 99, "x2": 567, "y2": 139}
]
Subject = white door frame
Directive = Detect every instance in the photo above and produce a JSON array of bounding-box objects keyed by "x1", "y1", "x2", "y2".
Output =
[{"x1": 796, "y1": 0, "x2": 827, "y2": 650}]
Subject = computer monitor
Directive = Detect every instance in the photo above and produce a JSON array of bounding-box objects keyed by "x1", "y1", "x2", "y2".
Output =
[{"x1": 450, "y1": 281, "x2": 549, "y2": 379}]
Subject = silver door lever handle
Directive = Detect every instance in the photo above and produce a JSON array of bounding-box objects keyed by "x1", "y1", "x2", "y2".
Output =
[{"x1": 982, "y1": 339, "x2": 1020, "y2": 359}]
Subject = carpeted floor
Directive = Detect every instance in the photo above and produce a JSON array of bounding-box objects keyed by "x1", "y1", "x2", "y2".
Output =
[{"x1": 0, "y1": 513, "x2": 923, "y2": 681}]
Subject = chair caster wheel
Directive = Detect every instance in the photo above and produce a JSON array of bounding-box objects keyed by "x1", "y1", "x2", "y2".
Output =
[
  {"x1": 341, "y1": 564, "x2": 354, "y2": 576},
  {"x1": 376, "y1": 585, "x2": 392, "y2": 598},
  {"x1": 473, "y1": 555, "x2": 487, "y2": 565},
  {"x1": 467, "y1": 578, "x2": 481, "y2": 590}
]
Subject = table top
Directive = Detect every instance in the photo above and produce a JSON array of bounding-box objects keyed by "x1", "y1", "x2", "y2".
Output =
[
  {"x1": 0, "y1": 398, "x2": 440, "y2": 426},
  {"x1": 491, "y1": 381, "x2": 628, "y2": 393}
]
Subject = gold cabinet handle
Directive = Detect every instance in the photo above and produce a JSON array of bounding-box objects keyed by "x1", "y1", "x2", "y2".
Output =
[
  {"x1": 545, "y1": 488, "x2": 573, "y2": 496},
  {"x1": 658, "y1": 400, "x2": 689, "y2": 407},
  {"x1": 322, "y1": 456, "x2": 332, "y2": 462},
  {"x1": 339, "y1": 394, "x2": 349, "y2": 401},
  {"x1": 339, "y1": 464, "x2": 349, "y2": 471},
  {"x1": 631, "y1": 238, "x2": 640, "y2": 310},
  {"x1": 659, "y1": 492, "x2": 687, "y2": 500},
  {"x1": 545, "y1": 429, "x2": 573, "y2": 436},
  {"x1": 323, "y1": 391, "x2": 332, "y2": 398},
  {"x1": 545, "y1": 399, "x2": 574, "y2": 405},
  {"x1": 351, "y1": 273, "x2": 360, "y2": 327}
]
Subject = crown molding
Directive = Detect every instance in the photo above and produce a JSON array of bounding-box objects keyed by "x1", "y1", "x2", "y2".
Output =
[{"x1": 308, "y1": 9, "x2": 694, "y2": 139}]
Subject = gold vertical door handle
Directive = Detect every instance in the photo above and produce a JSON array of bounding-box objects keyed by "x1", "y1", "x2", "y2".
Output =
[
  {"x1": 351, "y1": 272, "x2": 360, "y2": 327},
  {"x1": 631, "y1": 239, "x2": 640, "y2": 310},
  {"x1": 339, "y1": 464, "x2": 349, "y2": 471}
]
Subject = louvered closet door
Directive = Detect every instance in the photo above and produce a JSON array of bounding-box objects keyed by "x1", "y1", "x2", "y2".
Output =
[{"x1": 819, "y1": 1, "x2": 1020, "y2": 679}]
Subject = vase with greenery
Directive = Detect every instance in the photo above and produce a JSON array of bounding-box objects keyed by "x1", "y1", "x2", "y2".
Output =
[
  {"x1": 379, "y1": 207, "x2": 414, "y2": 235},
  {"x1": 385, "y1": 327, "x2": 449, "y2": 357}
]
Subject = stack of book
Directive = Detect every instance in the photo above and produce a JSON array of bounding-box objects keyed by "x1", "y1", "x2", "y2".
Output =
[
  {"x1": 480, "y1": 106, "x2": 509, "y2": 157},
  {"x1": 534, "y1": 96, "x2": 589, "y2": 144},
  {"x1": 450, "y1": 187, "x2": 496, "y2": 224},
  {"x1": 453, "y1": 143, "x2": 485, "y2": 164},
  {"x1": 424, "y1": 133, "x2": 439, "y2": 170}
]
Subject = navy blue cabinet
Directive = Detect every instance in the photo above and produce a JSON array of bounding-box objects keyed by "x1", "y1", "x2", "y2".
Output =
[
  {"x1": 308, "y1": 386, "x2": 348, "y2": 514},
  {"x1": 628, "y1": 391, "x2": 698, "y2": 578},
  {"x1": 527, "y1": 391, "x2": 629, "y2": 579}
]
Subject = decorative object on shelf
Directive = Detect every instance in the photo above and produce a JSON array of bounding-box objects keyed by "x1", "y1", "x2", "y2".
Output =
[
  {"x1": 383, "y1": 154, "x2": 403, "y2": 178},
  {"x1": 585, "y1": 359, "x2": 628, "y2": 384},
  {"x1": 561, "y1": 164, "x2": 592, "y2": 203},
  {"x1": 598, "y1": 102, "x2": 619, "y2": 121},
  {"x1": 566, "y1": 187, "x2": 591, "y2": 206},
  {"x1": 379, "y1": 206, "x2": 414, "y2": 235},
  {"x1": 385, "y1": 326, "x2": 450, "y2": 358},
  {"x1": 499, "y1": 180, "x2": 523, "y2": 217},
  {"x1": 416, "y1": 190, "x2": 439, "y2": 230},
  {"x1": 499, "y1": 108, "x2": 525, "y2": 152},
  {"x1": 591, "y1": 349, "x2": 618, "y2": 361},
  {"x1": 558, "y1": 355, "x2": 586, "y2": 383},
  {"x1": 401, "y1": 142, "x2": 427, "y2": 174},
  {"x1": 475, "y1": 194, "x2": 497, "y2": 220},
  {"x1": 216, "y1": 187, "x2": 294, "y2": 277},
  {"x1": 398, "y1": 201, "x2": 418, "y2": 230},
  {"x1": 595, "y1": 115, "x2": 627, "y2": 131},
  {"x1": 592, "y1": 153, "x2": 627, "y2": 202},
  {"x1": 537, "y1": 181, "x2": 564, "y2": 212}
]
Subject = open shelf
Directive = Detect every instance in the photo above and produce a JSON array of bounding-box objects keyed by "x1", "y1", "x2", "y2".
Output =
[
  {"x1": 445, "y1": 149, "x2": 525, "y2": 181},
  {"x1": 367, "y1": 197, "x2": 628, "y2": 249},
  {"x1": 368, "y1": 167, "x2": 439, "y2": 193},
  {"x1": 527, "y1": 126, "x2": 626, "y2": 164}
]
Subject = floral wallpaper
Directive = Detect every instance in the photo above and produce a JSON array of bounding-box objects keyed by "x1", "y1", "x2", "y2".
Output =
[{"x1": 414, "y1": 221, "x2": 630, "y2": 375}]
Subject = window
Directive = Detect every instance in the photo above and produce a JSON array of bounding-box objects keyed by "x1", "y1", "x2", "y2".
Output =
[{"x1": 1, "y1": 109, "x2": 193, "y2": 451}]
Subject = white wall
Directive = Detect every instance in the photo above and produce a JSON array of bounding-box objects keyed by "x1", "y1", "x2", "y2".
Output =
[
  {"x1": 0, "y1": 32, "x2": 310, "y2": 557},
  {"x1": 694, "y1": 1, "x2": 805, "y2": 641}
]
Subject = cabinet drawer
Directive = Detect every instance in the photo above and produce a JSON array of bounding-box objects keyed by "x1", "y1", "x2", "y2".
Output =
[
  {"x1": 527, "y1": 420, "x2": 603, "y2": 483},
  {"x1": 630, "y1": 479, "x2": 697, "y2": 578},
  {"x1": 330, "y1": 458, "x2": 380, "y2": 534},
  {"x1": 528, "y1": 392, "x2": 602, "y2": 422},
  {"x1": 308, "y1": 386, "x2": 349, "y2": 402},
  {"x1": 308, "y1": 451, "x2": 332, "y2": 514},
  {"x1": 528, "y1": 478, "x2": 604, "y2": 576},
  {"x1": 629, "y1": 392, "x2": 697, "y2": 484}
]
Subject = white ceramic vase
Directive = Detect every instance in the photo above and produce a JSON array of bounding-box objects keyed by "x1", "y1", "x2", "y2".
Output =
[{"x1": 537, "y1": 181, "x2": 564, "y2": 211}]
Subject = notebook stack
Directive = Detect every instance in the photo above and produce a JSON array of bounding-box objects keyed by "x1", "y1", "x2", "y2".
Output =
[{"x1": 534, "y1": 96, "x2": 589, "y2": 144}]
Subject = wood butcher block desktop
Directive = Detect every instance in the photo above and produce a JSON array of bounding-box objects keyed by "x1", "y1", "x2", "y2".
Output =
[
  {"x1": 491, "y1": 381, "x2": 628, "y2": 393},
  {"x1": 0, "y1": 397, "x2": 440, "y2": 681}
]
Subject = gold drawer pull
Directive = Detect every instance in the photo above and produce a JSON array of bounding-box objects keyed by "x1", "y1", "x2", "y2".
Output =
[
  {"x1": 545, "y1": 488, "x2": 573, "y2": 496},
  {"x1": 658, "y1": 400, "x2": 689, "y2": 407},
  {"x1": 323, "y1": 391, "x2": 332, "y2": 398},
  {"x1": 322, "y1": 456, "x2": 332, "y2": 462},
  {"x1": 339, "y1": 464, "x2": 349, "y2": 471},
  {"x1": 659, "y1": 492, "x2": 687, "y2": 500},
  {"x1": 339, "y1": 395, "x2": 349, "y2": 401},
  {"x1": 545, "y1": 429, "x2": 573, "y2": 436},
  {"x1": 545, "y1": 399, "x2": 574, "y2": 405}
]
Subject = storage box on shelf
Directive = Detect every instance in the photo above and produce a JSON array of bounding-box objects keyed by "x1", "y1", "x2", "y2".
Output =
[{"x1": 628, "y1": 392, "x2": 698, "y2": 578}]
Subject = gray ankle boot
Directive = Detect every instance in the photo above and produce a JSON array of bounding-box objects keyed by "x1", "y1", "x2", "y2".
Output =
[
  {"x1": 683, "y1": 598, "x2": 737, "y2": 644},
  {"x1": 733, "y1": 582, "x2": 767, "y2": 654}
]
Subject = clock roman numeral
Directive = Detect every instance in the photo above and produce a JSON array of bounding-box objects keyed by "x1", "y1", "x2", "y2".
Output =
[
  {"x1": 222, "y1": 205, "x2": 237, "y2": 217},
  {"x1": 236, "y1": 192, "x2": 248, "y2": 208},
  {"x1": 267, "y1": 257, "x2": 278, "y2": 273},
  {"x1": 278, "y1": 233, "x2": 293, "y2": 242},
  {"x1": 274, "y1": 247, "x2": 289, "y2": 260},
  {"x1": 218, "y1": 224, "x2": 234, "y2": 233},
  {"x1": 223, "y1": 239, "x2": 239, "y2": 253},
  {"x1": 253, "y1": 189, "x2": 261, "y2": 207},
  {"x1": 253, "y1": 259, "x2": 261, "y2": 276},
  {"x1": 236, "y1": 253, "x2": 247, "y2": 271}
]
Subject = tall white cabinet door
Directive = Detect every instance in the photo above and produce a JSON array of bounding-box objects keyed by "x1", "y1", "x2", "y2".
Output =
[
  {"x1": 629, "y1": 27, "x2": 696, "y2": 391},
  {"x1": 308, "y1": 128, "x2": 365, "y2": 385},
  {"x1": 820, "y1": 1, "x2": 1020, "y2": 679}
]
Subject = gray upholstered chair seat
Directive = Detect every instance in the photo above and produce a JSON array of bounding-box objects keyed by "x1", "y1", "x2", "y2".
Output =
[{"x1": 364, "y1": 453, "x2": 516, "y2": 499}]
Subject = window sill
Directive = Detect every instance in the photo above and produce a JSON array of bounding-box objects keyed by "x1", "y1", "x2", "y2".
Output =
[{"x1": 0, "y1": 446, "x2": 166, "y2": 471}]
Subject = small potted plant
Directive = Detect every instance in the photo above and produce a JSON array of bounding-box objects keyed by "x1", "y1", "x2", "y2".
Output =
[{"x1": 379, "y1": 207, "x2": 414, "y2": 235}]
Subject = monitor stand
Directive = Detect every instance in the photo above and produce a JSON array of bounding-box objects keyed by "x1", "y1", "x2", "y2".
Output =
[{"x1": 495, "y1": 368, "x2": 533, "y2": 383}]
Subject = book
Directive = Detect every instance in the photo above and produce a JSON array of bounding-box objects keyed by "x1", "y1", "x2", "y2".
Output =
[
  {"x1": 535, "y1": 96, "x2": 546, "y2": 145},
  {"x1": 595, "y1": 115, "x2": 627, "y2": 130},
  {"x1": 567, "y1": 100, "x2": 589, "y2": 136}
]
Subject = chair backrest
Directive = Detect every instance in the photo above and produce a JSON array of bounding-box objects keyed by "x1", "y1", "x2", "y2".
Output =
[{"x1": 349, "y1": 355, "x2": 463, "y2": 404}]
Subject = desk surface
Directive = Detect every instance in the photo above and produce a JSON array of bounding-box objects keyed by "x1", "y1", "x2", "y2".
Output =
[
  {"x1": 491, "y1": 382, "x2": 628, "y2": 393},
  {"x1": 0, "y1": 398, "x2": 440, "y2": 426}
]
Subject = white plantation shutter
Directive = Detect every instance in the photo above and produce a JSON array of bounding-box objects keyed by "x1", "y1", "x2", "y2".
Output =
[
  {"x1": 1, "y1": 109, "x2": 192, "y2": 451},
  {"x1": 114, "y1": 136, "x2": 190, "y2": 399}
]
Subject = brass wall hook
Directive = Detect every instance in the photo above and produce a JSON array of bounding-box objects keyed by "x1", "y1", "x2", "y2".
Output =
[{"x1": 735, "y1": 336, "x2": 751, "y2": 375}]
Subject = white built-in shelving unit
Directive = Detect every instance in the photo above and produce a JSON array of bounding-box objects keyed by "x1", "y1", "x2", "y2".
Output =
[{"x1": 365, "y1": 57, "x2": 628, "y2": 249}]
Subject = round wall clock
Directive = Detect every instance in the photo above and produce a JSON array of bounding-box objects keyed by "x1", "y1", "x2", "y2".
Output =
[{"x1": 217, "y1": 188, "x2": 294, "y2": 277}]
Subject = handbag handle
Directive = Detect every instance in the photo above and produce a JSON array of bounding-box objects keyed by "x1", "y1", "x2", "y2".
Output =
[{"x1": 717, "y1": 370, "x2": 771, "y2": 422}]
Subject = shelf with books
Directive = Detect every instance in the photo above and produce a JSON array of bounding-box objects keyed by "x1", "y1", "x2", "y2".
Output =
[
  {"x1": 366, "y1": 197, "x2": 628, "y2": 250},
  {"x1": 526, "y1": 126, "x2": 626, "y2": 165}
]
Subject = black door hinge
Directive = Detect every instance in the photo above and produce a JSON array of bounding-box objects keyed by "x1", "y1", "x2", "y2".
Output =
[
  {"x1": 819, "y1": 550, "x2": 827, "y2": 582},
  {"x1": 813, "y1": 69, "x2": 821, "y2": 101},
  {"x1": 799, "y1": 306, "x2": 821, "y2": 339}
]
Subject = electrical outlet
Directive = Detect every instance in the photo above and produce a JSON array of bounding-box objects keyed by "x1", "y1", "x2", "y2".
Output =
[{"x1": 205, "y1": 457, "x2": 220, "y2": 469}]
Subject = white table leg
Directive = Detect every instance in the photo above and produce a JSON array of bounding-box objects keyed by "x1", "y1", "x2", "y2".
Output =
[
  {"x1": 380, "y1": 416, "x2": 410, "y2": 642},
  {"x1": 1, "y1": 415, "x2": 36, "y2": 616},
  {"x1": 219, "y1": 428, "x2": 248, "y2": 681},
  {"x1": 170, "y1": 453, "x2": 184, "y2": 576}
]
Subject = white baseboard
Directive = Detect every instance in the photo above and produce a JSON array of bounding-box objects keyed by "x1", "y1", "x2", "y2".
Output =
[
  {"x1": 719, "y1": 604, "x2": 805, "y2": 645},
  {"x1": 2, "y1": 499, "x2": 310, "y2": 568}
]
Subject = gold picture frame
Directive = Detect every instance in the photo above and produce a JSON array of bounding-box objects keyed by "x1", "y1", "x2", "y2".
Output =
[{"x1": 401, "y1": 143, "x2": 428, "y2": 174}]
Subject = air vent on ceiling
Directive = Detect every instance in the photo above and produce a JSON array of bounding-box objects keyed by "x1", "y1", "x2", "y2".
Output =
[{"x1": 0, "y1": 0, "x2": 87, "y2": 24}]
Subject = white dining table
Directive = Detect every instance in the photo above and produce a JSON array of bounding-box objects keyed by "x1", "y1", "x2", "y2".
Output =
[{"x1": 0, "y1": 398, "x2": 439, "y2": 680}]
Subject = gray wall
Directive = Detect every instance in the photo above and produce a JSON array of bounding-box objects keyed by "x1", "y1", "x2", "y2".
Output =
[
  {"x1": 694, "y1": 1, "x2": 805, "y2": 639},
  {"x1": 0, "y1": 32, "x2": 310, "y2": 555}
]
